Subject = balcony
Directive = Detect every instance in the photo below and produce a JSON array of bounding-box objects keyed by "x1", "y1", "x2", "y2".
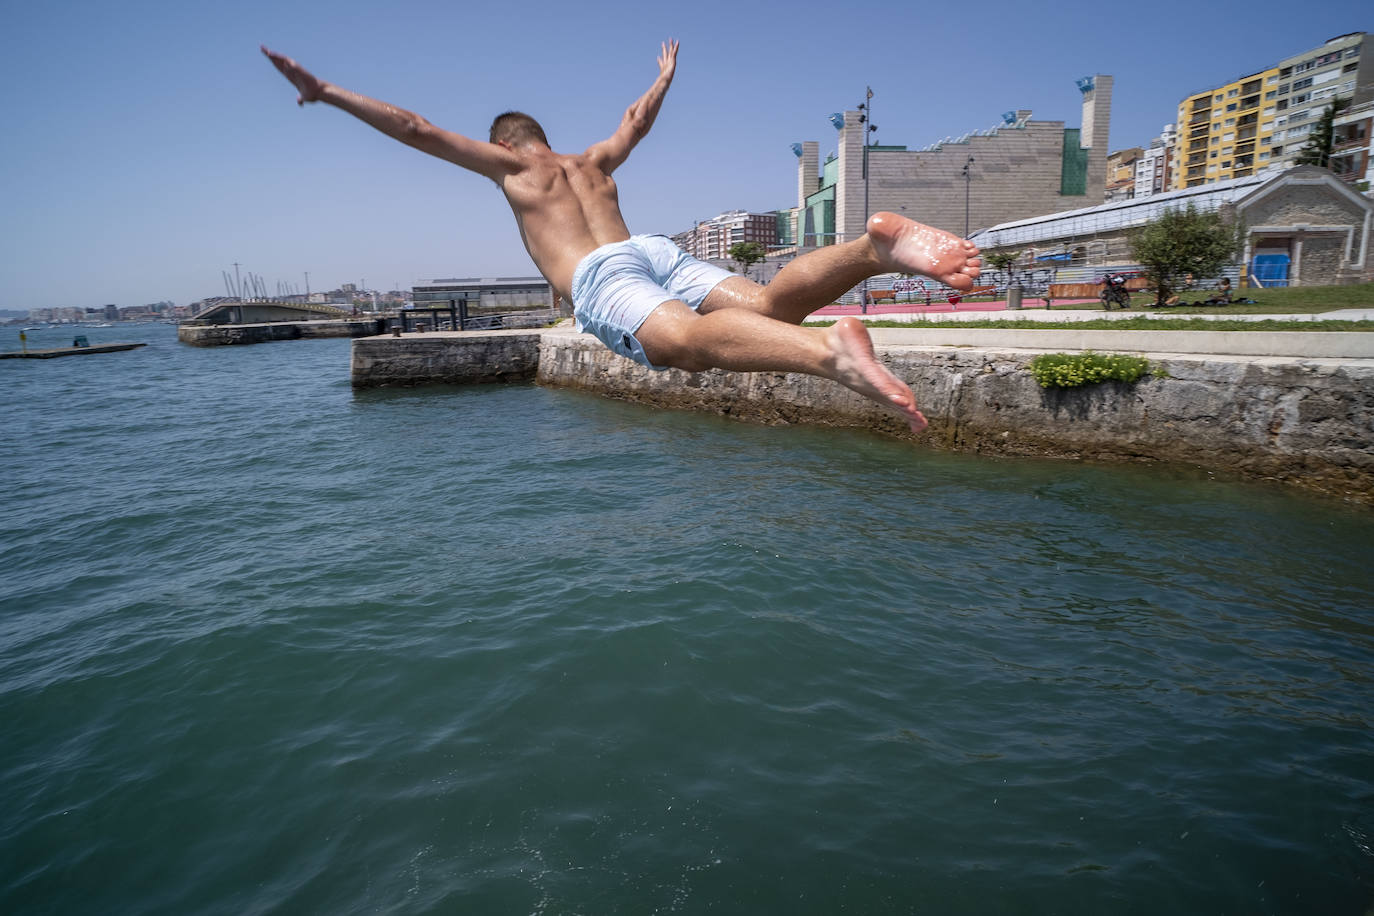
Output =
[
  {"x1": 1333, "y1": 128, "x2": 1368, "y2": 150},
  {"x1": 1187, "y1": 166, "x2": 1206, "y2": 179},
  {"x1": 1237, "y1": 127, "x2": 1258, "y2": 141},
  {"x1": 1187, "y1": 154, "x2": 1207, "y2": 166},
  {"x1": 1240, "y1": 95, "x2": 1260, "y2": 110}
]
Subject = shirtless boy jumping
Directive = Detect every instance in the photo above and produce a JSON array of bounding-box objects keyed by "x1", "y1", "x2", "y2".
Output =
[{"x1": 263, "y1": 41, "x2": 980, "y2": 432}]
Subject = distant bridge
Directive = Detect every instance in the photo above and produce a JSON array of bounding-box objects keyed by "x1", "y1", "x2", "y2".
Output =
[{"x1": 189, "y1": 300, "x2": 352, "y2": 325}]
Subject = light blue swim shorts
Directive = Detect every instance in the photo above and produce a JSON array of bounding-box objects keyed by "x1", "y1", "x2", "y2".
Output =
[{"x1": 570, "y1": 234, "x2": 733, "y2": 369}]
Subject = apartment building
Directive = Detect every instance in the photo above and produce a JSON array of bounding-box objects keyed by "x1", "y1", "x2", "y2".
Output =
[
  {"x1": 1173, "y1": 67, "x2": 1279, "y2": 188},
  {"x1": 671, "y1": 210, "x2": 779, "y2": 261},
  {"x1": 1171, "y1": 32, "x2": 1373, "y2": 189},
  {"x1": 1269, "y1": 32, "x2": 1373, "y2": 170},
  {"x1": 1133, "y1": 124, "x2": 1176, "y2": 198},
  {"x1": 1332, "y1": 99, "x2": 1372, "y2": 184},
  {"x1": 1105, "y1": 147, "x2": 1142, "y2": 201}
]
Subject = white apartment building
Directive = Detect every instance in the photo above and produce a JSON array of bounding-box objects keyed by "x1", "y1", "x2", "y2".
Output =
[
  {"x1": 1133, "y1": 124, "x2": 1176, "y2": 198},
  {"x1": 1266, "y1": 32, "x2": 1373, "y2": 172},
  {"x1": 671, "y1": 210, "x2": 779, "y2": 261}
]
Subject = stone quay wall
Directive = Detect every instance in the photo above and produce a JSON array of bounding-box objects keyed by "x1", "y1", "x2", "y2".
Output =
[
  {"x1": 352, "y1": 331, "x2": 542, "y2": 386},
  {"x1": 179, "y1": 318, "x2": 387, "y2": 347},
  {"x1": 351, "y1": 329, "x2": 1374, "y2": 504}
]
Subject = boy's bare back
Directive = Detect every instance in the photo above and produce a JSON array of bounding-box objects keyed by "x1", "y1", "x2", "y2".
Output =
[{"x1": 495, "y1": 148, "x2": 632, "y2": 302}]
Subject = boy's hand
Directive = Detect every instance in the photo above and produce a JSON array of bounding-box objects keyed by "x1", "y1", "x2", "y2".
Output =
[
  {"x1": 262, "y1": 45, "x2": 326, "y2": 105},
  {"x1": 657, "y1": 39, "x2": 678, "y2": 82}
]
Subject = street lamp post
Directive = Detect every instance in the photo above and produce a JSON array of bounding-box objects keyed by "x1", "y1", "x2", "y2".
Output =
[
  {"x1": 962, "y1": 155, "x2": 974, "y2": 237},
  {"x1": 858, "y1": 87, "x2": 876, "y2": 312}
]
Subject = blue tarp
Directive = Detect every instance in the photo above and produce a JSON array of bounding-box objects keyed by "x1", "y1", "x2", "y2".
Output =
[{"x1": 1251, "y1": 254, "x2": 1290, "y2": 288}]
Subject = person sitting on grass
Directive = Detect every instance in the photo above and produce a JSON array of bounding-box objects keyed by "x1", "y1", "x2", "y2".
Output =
[{"x1": 1205, "y1": 277, "x2": 1233, "y2": 305}]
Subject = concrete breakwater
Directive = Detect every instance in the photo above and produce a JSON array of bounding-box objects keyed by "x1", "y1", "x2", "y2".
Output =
[
  {"x1": 179, "y1": 318, "x2": 387, "y2": 347},
  {"x1": 351, "y1": 327, "x2": 1374, "y2": 504}
]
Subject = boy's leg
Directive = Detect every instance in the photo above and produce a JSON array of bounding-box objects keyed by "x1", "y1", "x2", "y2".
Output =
[
  {"x1": 700, "y1": 212, "x2": 981, "y2": 325},
  {"x1": 635, "y1": 300, "x2": 928, "y2": 433}
]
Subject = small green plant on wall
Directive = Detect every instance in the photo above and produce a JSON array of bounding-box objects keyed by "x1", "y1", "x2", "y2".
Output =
[{"x1": 1028, "y1": 352, "x2": 1154, "y2": 388}]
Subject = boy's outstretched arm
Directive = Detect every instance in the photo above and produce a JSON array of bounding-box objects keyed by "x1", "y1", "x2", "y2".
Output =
[
  {"x1": 585, "y1": 39, "x2": 679, "y2": 174},
  {"x1": 261, "y1": 46, "x2": 519, "y2": 181}
]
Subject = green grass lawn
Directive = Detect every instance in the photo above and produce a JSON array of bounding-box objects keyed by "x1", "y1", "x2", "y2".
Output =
[{"x1": 1118, "y1": 281, "x2": 1374, "y2": 314}]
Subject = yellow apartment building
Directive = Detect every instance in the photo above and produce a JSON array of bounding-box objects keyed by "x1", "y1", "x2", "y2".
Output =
[{"x1": 1174, "y1": 67, "x2": 1280, "y2": 189}]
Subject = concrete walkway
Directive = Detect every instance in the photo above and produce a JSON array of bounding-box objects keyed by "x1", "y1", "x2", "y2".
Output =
[{"x1": 807, "y1": 303, "x2": 1374, "y2": 324}]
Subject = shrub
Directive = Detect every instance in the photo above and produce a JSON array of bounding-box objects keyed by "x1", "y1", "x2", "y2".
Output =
[{"x1": 1028, "y1": 352, "x2": 1153, "y2": 388}]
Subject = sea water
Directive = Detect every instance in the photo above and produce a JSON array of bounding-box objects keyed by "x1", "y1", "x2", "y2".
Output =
[{"x1": 2, "y1": 323, "x2": 1372, "y2": 914}]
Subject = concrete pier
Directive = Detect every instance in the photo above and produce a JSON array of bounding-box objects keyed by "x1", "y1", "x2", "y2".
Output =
[
  {"x1": 351, "y1": 323, "x2": 1374, "y2": 504},
  {"x1": 178, "y1": 318, "x2": 387, "y2": 347}
]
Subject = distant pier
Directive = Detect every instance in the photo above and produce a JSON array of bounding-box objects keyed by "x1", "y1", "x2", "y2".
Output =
[
  {"x1": 178, "y1": 318, "x2": 388, "y2": 347},
  {"x1": 1, "y1": 341, "x2": 147, "y2": 359}
]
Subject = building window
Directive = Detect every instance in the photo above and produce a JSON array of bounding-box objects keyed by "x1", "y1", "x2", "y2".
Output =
[
  {"x1": 1266, "y1": 91, "x2": 1277, "y2": 99},
  {"x1": 1227, "y1": 88, "x2": 1239, "y2": 97},
  {"x1": 1292, "y1": 77, "x2": 1313, "y2": 91},
  {"x1": 1222, "y1": 161, "x2": 1231, "y2": 168}
]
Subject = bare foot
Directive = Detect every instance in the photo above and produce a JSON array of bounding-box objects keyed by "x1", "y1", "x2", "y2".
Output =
[
  {"x1": 824, "y1": 317, "x2": 928, "y2": 433},
  {"x1": 867, "y1": 212, "x2": 981, "y2": 291}
]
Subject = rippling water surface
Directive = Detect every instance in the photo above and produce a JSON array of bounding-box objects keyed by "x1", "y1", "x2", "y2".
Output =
[{"x1": 3, "y1": 324, "x2": 1373, "y2": 914}]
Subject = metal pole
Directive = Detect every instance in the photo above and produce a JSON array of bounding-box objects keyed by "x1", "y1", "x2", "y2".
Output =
[
  {"x1": 861, "y1": 87, "x2": 874, "y2": 314},
  {"x1": 962, "y1": 156, "x2": 974, "y2": 237}
]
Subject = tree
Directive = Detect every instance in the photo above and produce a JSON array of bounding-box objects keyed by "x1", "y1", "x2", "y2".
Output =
[
  {"x1": 1129, "y1": 204, "x2": 1242, "y2": 306},
  {"x1": 983, "y1": 250, "x2": 1021, "y2": 286},
  {"x1": 728, "y1": 242, "x2": 766, "y2": 278},
  {"x1": 1295, "y1": 98, "x2": 1350, "y2": 168}
]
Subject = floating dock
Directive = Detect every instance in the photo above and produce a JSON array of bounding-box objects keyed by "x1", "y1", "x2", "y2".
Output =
[{"x1": 1, "y1": 342, "x2": 147, "y2": 360}]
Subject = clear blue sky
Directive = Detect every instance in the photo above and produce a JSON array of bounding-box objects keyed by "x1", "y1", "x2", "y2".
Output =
[{"x1": 1, "y1": 0, "x2": 1364, "y2": 311}]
